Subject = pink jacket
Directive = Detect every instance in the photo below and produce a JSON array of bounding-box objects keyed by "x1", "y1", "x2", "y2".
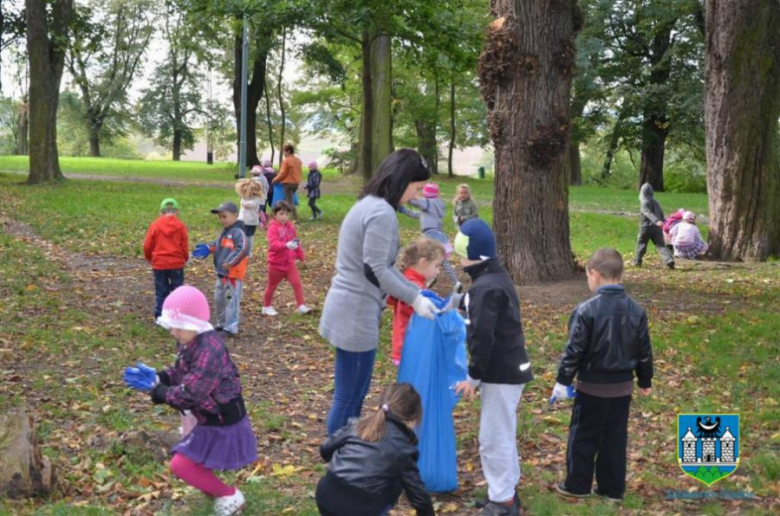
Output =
[{"x1": 266, "y1": 218, "x2": 304, "y2": 271}]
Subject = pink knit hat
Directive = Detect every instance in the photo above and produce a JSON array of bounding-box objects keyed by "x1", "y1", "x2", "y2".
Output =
[
  {"x1": 156, "y1": 285, "x2": 213, "y2": 333},
  {"x1": 308, "y1": 161, "x2": 318, "y2": 170},
  {"x1": 251, "y1": 165, "x2": 263, "y2": 176},
  {"x1": 261, "y1": 158, "x2": 272, "y2": 168},
  {"x1": 683, "y1": 211, "x2": 696, "y2": 222},
  {"x1": 423, "y1": 182, "x2": 439, "y2": 198}
]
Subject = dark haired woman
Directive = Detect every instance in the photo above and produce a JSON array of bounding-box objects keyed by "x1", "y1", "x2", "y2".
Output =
[{"x1": 319, "y1": 149, "x2": 440, "y2": 435}]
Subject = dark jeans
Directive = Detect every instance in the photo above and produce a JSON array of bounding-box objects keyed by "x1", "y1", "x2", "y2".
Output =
[
  {"x1": 635, "y1": 226, "x2": 674, "y2": 265},
  {"x1": 308, "y1": 197, "x2": 322, "y2": 218},
  {"x1": 283, "y1": 183, "x2": 299, "y2": 220},
  {"x1": 326, "y1": 347, "x2": 377, "y2": 435},
  {"x1": 316, "y1": 472, "x2": 400, "y2": 516},
  {"x1": 153, "y1": 269, "x2": 184, "y2": 318},
  {"x1": 564, "y1": 391, "x2": 631, "y2": 498}
]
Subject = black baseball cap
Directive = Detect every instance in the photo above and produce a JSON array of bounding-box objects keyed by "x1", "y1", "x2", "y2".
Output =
[{"x1": 210, "y1": 201, "x2": 238, "y2": 214}]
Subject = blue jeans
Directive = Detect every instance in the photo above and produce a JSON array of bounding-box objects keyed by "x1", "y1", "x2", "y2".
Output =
[
  {"x1": 327, "y1": 347, "x2": 377, "y2": 435},
  {"x1": 153, "y1": 269, "x2": 184, "y2": 317}
]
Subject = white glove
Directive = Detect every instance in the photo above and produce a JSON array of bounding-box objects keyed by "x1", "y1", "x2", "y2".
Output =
[
  {"x1": 411, "y1": 294, "x2": 440, "y2": 320},
  {"x1": 550, "y1": 382, "x2": 577, "y2": 404},
  {"x1": 444, "y1": 292, "x2": 464, "y2": 312},
  {"x1": 286, "y1": 241, "x2": 299, "y2": 250}
]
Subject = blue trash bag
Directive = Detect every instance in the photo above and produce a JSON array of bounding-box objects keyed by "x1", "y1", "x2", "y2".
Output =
[
  {"x1": 272, "y1": 183, "x2": 299, "y2": 207},
  {"x1": 397, "y1": 293, "x2": 468, "y2": 493}
]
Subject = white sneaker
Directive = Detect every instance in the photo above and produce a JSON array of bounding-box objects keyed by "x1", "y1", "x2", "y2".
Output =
[
  {"x1": 262, "y1": 306, "x2": 278, "y2": 316},
  {"x1": 297, "y1": 305, "x2": 312, "y2": 315},
  {"x1": 214, "y1": 488, "x2": 245, "y2": 515}
]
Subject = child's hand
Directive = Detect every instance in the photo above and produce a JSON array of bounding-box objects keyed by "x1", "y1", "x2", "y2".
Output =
[
  {"x1": 454, "y1": 381, "x2": 477, "y2": 400},
  {"x1": 639, "y1": 387, "x2": 652, "y2": 396},
  {"x1": 220, "y1": 262, "x2": 230, "y2": 270},
  {"x1": 549, "y1": 382, "x2": 577, "y2": 404}
]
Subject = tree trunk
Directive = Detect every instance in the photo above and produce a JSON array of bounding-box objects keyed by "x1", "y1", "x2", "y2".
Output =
[
  {"x1": 358, "y1": 31, "x2": 374, "y2": 182},
  {"x1": 264, "y1": 77, "x2": 274, "y2": 164},
  {"x1": 704, "y1": 0, "x2": 780, "y2": 261},
  {"x1": 233, "y1": 24, "x2": 267, "y2": 169},
  {"x1": 370, "y1": 32, "x2": 393, "y2": 176},
  {"x1": 88, "y1": 124, "x2": 101, "y2": 157},
  {"x1": 479, "y1": 4, "x2": 578, "y2": 284},
  {"x1": 16, "y1": 105, "x2": 28, "y2": 155},
  {"x1": 0, "y1": 411, "x2": 55, "y2": 498},
  {"x1": 569, "y1": 140, "x2": 582, "y2": 185},
  {"x1": 25, "y1": 0, "x2": 73, "y2": 184},
  {"x1": 172, "y1": 129, "x2": 182, "y2": 161},
  {"x1": 601, "y1": 111, "x2": 625, "y2": 179},
  {"x1": 415, "y1": 120, "x2": 437, "y2": 172},
  {"x1": 638, "y1": 113, "x2": 667, "y2": 191},
  {"x1": 277, "y1": 28, "x2": 287, "y2": 167},
  {"x1": 448, "y1": 82, "x2": 456, "y2": 177}
]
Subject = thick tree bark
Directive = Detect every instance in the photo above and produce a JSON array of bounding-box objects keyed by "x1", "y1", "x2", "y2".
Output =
[
  {"x1": 704, "y1": 0, "x2": 780, "y2": 261},
  {"x1": 448, "y1": 82, "x2": 456, "y2": 177},
  {"x1": 479, "y1": 3, "x2": 578, "y2": 284},
  {"x1": 233, "y1": 23, "x2": 267, "y2": 169},
  {"x1": 277, "y1": 28, "x2": 287, "y2": 166},
  {"x1": 25, "y1": 0, "x2": 73, "y2": 184},
  {"x1": 415, "y1": 119, "x2": 437, "y2": 173},
  {"x1": 358, "y1": 31, "x2": 374, "y2": 181},
  {"x1": 0, "y1": 411, "x2": 55, "y2": 498},
  {"x1": 16, "y1": 104, "x2": 28, "y2": 155},
  {"x1": 88, "y1": 124, "x2": 101, "y2": 157},
  {"x1": 370, "y1": 32, "x2": 393, "y2": 175}
]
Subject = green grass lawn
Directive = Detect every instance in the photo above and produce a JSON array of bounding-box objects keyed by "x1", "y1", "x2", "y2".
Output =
[{"x1": 0, "y1": 169, "x2": 775, "y2": 515}]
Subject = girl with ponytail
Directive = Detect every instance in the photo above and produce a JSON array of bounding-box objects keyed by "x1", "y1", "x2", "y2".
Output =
[{"x1": 316, "y1": 383, "x2": 434, "y2": 516}]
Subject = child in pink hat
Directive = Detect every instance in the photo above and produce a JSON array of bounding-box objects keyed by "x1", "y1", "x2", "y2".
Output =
[
  {"x1": 123, "y1": 285, "x2": 257, "y2": 516},
  {"x1": 399, "y1": 182, "x2": 459, "y2": 286},
  {"x1": 304, "y1": 160, "x2": 324, "y2": 220}
]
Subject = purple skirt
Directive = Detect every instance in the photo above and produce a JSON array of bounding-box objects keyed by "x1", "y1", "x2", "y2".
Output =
[
  {"x1": 675, "y1": 240, "x2": 707, "y2": 259},
  {"x1": 172, "y1": 416, "x2": 258, "y2": 471}
]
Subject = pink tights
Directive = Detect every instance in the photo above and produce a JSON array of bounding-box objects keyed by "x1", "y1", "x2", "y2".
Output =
[{"x1": 170, "y1": 453, "x2": 235, "y2": 498}]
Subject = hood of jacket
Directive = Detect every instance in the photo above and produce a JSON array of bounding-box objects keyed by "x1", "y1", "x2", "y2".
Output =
[
  {"x1": 157, "y1": 215, "x2": 186, "y2": 236},
  {"x1": 639, "y1": 183, "x2": 654, "y2": 202}
]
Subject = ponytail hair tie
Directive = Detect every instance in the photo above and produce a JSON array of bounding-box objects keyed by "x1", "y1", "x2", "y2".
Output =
[{"x1": 381, "y1": 404, "x2": 389, "y2": 413}]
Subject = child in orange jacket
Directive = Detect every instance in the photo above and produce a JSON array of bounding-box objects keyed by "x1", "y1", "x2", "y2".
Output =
[
  {"x1": 143, "y1": 198, "x2": 189, "y2": 319},
  {"x1": 387, "y1": 238, "x2": 445, "y2": 366}
]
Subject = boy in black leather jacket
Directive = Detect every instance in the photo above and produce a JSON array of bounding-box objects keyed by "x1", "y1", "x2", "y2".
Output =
[
  {"x1": 315, "y1": 383, "x2": 434, "y2": 516},
  {"x1": 552, "y1": 248, "x2": 653, "y2": 501}
]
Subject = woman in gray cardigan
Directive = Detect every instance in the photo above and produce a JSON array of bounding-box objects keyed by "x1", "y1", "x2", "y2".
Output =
[{"x1": 320, "y1": 149, "x2": 440, "y2": 435}]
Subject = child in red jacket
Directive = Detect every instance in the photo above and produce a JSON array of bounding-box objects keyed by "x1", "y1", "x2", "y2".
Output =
[
  {"x1": 262, "y1": 201, "x2": 310, "y2": 316},
  {"x1": 387, "y1": 237, "x2": 445, "y2": 366},
  {"x1": 143, "y1": 198, "x2": 189, "y2": 319}
]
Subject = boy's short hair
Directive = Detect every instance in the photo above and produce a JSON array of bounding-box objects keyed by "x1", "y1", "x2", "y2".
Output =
[
  {"x1": 587, "y1": 248, "x2": 624, "y2": 280},
  {"x1": 273, "y1": 201, "x2": 293, "y2": 214}
]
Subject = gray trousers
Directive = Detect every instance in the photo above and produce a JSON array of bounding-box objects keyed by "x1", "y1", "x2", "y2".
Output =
[
  {"x1": 635, "y1": 226, "x2": 674, "y2": 265},
  {"x1": 480, "y1": 383, "x2": 526, "y2": 503},
  {"x1": 214, "y1": 277, "x2": 243, "y2": 334}
]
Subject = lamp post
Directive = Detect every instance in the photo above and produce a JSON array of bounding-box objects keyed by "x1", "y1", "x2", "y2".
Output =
[{"x1": 238, "y1": 13, "x2": 249, "y2": 178}]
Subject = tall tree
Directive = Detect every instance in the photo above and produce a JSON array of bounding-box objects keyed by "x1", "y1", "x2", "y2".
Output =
[
  {"x1": 137, "y1": 4, "x2": 202, "y2": 161},
  {"x1": 66, "y1": 0, "x2": 154, "y2": 157},
  {"x1": 25, "y1": 0, "x2": 74, "y2": 184},
  {"x1": 480, "y1": 2, "x2": 580, "y2": 283},
  {"x1": 704, "y1": 0, "x2": 780, "y2": 261}
]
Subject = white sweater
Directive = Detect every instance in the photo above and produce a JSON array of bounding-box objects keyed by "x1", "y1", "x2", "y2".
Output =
[{"x1": 670, "y1": 221, "x2": 702, "y2": 247}]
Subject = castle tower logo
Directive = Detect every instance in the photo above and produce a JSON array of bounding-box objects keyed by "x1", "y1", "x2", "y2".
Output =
[{"x1": 678, "y1": 414, "x2": 740, "y2": 486}]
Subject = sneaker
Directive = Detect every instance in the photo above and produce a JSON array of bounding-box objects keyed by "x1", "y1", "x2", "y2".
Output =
[
  {"x1": 214, "y1": 488, "x2": 245, "y2": 515},
  {"x1": 262, "y1": 306, "x2": 278, "y2": 316},
  {"x1": 631, "y1": 261, "x2": 642, "y2": 267},
  {"x1": 592, "y1": 487, "x2": 623, "y2": 503},
  {"x1": 478, "y1": 500, "x2": 520, "y2": 516},
  {"x1": 297, "y1": 304, "x2": 312, "y2": 315},
  {"x1": 555, "y1": 482, "x2": 591, "y2": 499},
  {"x1": 317, "y1": 211, "x2": 324, "y2": 219},
  {"x1": 475, "y1": 492, "x2": 521, "y2": 509},
  {"x1": 666, "y1": 261, "x2": 676, "y2": 270}
]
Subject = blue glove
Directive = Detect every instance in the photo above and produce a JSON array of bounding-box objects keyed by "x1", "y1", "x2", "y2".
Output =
[
  {"x1": 549, "y1": 383, "x2": 578, "y2": 405},
  {"x1": 123, "y1": 362, "x2": 158, "y2": 391},
  {"x1": 192, "y1": 244, "x2": 211, "y2": 259}
]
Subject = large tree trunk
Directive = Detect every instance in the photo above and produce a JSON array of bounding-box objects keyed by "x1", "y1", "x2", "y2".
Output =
[
  {"x1": 0, "y1": 411, "x2": 55, "y2": 498},
  {"x1": 569, "y1": 140, "x2": 582, "y2": 185},
  {"x1": 415, "y1": 119, "x2": 437, "y2": 172},
  {"x1": 358, "y1": 31, "x2": 374, "y2": 181},
  {"x1": 370, "y1": 32, "x2": 393, "y2": 176},
  {"x1": 172, "y1": 129, "x2": 182, "y2": 161},
  {"x1": 448, "y1": 82, "x2": 456, "y2": 178},
  {"x1": 638, "y1": 113, "x2": 667, "y2": 191},
  {"x1": 479, "y1": 4, "x2": 579, "y2": 284},
  {"x1": 16, "y1": 104, "x2": 28, "y2": 155},
  {"x1": 704, "y1": 0, "x2": 780, "y2": 261},
  {"x1": 233, "y1": 25, "x2": 267, "y2": 169},
  {"x1": 25, "y1": 0, "x2": 73, "y2": 184}
]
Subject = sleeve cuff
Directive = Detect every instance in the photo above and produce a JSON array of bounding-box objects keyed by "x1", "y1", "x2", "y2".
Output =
[
  {"x1": 637, "y1": 378, "x2": 652, "y2": 389},
  {"x1": 158, "y1": 370, "x2": 171, "y2": 386},
  {"x1": 465, "y1": 376, "x2": 481, "y2": 389},
  {"x1": 555, "y1": 373, "x2": 573, "y2": 386}
]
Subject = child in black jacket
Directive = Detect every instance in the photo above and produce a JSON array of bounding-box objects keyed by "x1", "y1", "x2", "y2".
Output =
[
  {"x1": 316, "y1": 383, "x2": 434, "y2": 516},
  {"x1": 453, "y1": 219, "x2": 533, "y2": 516},
  {"x1": 552, "y1": 248, "x2": 654, "y2": 502}
]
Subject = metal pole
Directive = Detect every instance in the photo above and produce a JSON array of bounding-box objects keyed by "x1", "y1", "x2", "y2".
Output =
[{"x1": 238, "y1": 14, "x2": 249, "y2": 178}]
